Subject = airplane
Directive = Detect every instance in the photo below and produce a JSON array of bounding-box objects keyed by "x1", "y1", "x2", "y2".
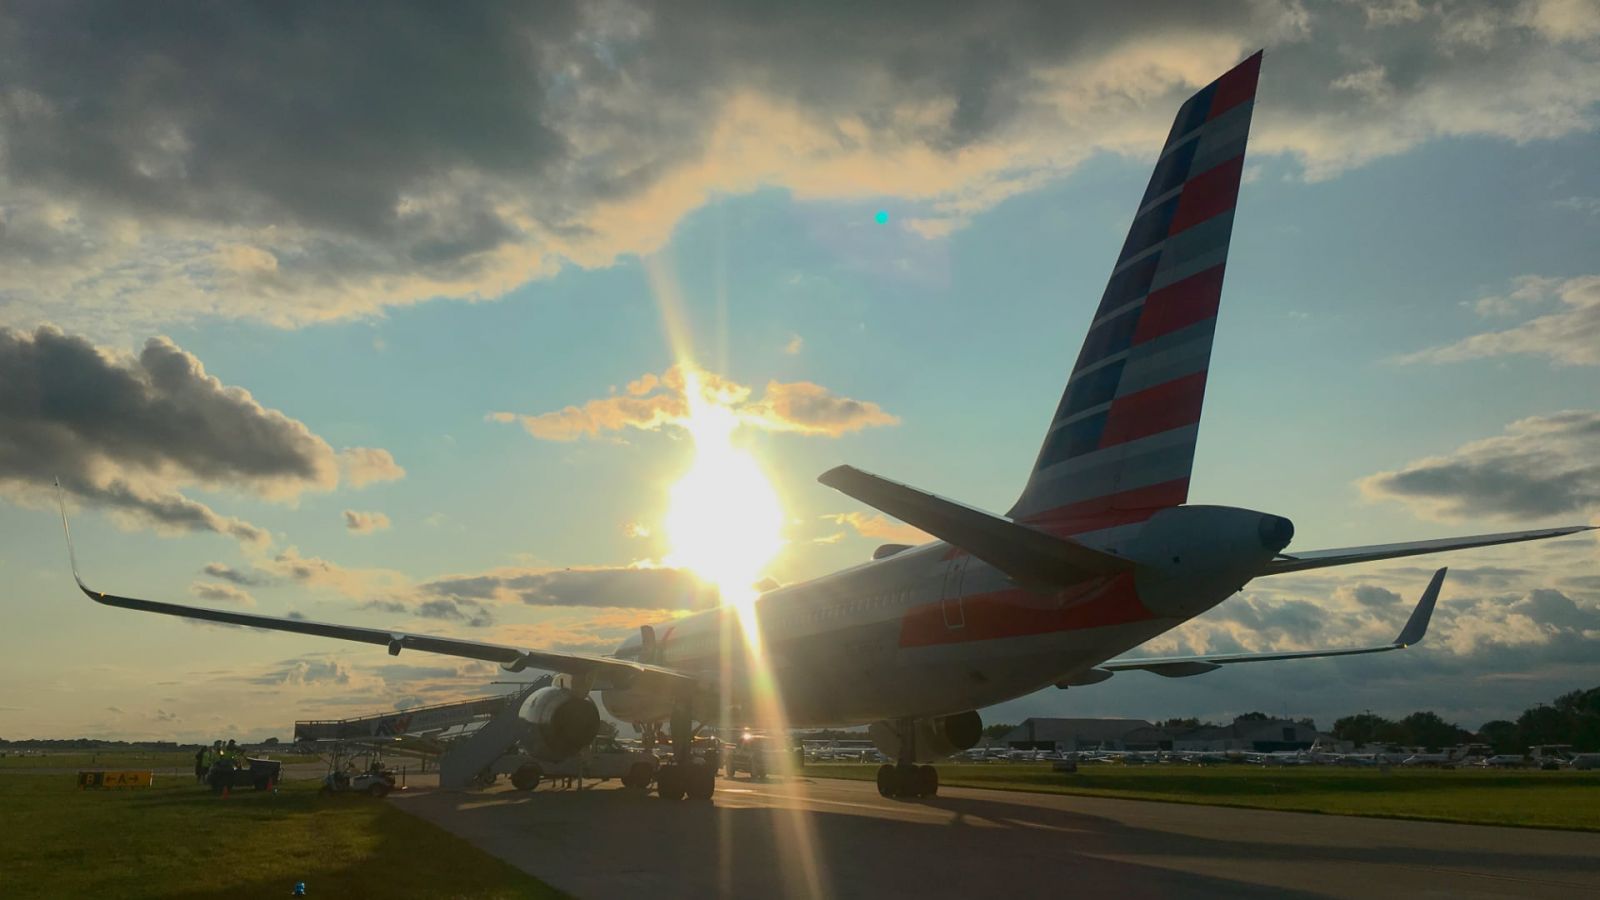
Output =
[{"x1": 56, "y1": 50, "x2": 1592, "y2": 803}]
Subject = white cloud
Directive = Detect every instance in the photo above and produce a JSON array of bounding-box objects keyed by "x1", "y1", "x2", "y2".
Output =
[
  {"x1": 492, "y1": 363, "x2": 897, "y2": 441},
  {"x1": 343, "y1": 509, "x2": 392, "y2": 535},
  {"x1": 1404, "y1": 275, "x2": 1600, "y2": 365}
]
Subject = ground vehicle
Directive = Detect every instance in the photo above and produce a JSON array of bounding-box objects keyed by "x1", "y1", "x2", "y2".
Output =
[
  {"x1": 206, "y1": 757, "x2": 282, "y2": 793},
  {"x1": 723, "y1": 734, "x2": 794, "y2": 780},
  {"x1": 318, "y1": 748, "x2": 397, "y2": 797},
  {"x1": 509, "y1": 736, "x2": 656, "y2": 791}
]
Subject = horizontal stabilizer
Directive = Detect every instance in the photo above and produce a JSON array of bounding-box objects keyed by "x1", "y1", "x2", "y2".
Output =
[
  {"x1": 1263, "y1": 526, "x2": 1592, "y2": 575},
  {"x1": 818, "y1": 465, "x2": 1131, "y2": 589},
  {"x1": 1099, "y1": 567, "x2": 1447, "y2": 678}
]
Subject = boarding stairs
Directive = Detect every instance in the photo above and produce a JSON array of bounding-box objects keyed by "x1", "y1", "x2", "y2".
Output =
[{"x1": 294, "y1": 677, "x2": 548, "y2": 789}]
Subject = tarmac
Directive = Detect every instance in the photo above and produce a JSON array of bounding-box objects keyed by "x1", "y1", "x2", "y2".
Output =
[{"x1": 389, "y1": 773, "x2": 1600, "y2": 899}]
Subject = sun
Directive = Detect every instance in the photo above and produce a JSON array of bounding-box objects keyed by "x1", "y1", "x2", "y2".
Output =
[{"x1": 663, "y1": 370, "x2": 785, "y2": 608}]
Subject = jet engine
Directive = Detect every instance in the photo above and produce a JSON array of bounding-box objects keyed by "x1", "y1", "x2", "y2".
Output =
[
  {"x1": 868, "y1": 711, "x2": 983, "y2": 763},
  {"x1": 519, "y1": 685, "x2": 601, "y2": 759}
]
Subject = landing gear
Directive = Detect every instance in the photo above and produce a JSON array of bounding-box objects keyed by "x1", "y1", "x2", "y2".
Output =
[
  {"x1": 875, "y1": 719, "x2": 939, "y2": 799},
  {"x1": 621, "y1": 762, "x2": 654, "y2": 790},
  {"x1": 685, "y1": 761, "x2": 716, "y2": 800},
  {"x1": 875, "y1": 763, "x2": 938, "y2": 798},
  {"x1": 656, "y1": 764, "x2": 687, "y2": 801},
  {"x1": 655, "y1": 702, "x2": 715, "y2": 802}
]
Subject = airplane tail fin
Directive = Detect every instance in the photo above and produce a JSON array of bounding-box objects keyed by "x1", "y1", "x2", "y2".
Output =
[{"x1": 1010, "y1": 51, "x2": 1262, "y2": 534}]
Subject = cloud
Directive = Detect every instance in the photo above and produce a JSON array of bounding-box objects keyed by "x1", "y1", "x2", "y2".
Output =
[
  {"x1": 252, "y1": 657, "x2": 354, "y2": 687},
  {"x1": 202, "y1": 562, "x2": 271, "y2": 586},
  {"x1": 419, "y1": 565, "x2": 718, "y2": 610},
  {"x1": 263, "y1": 546, "x2": 409, "y2": 599},
  {"x1": 343, "y1": 509, "x2": 392, "y2": 534},
  {"x1": 1358, "y1": 410, "x2": 1600, "y2": 521},
  {"x1": 493, "y1": 363, "x2": 896, "y2": 441},
  {"x1": 361, "y1": 596, "x2": 494, "y2": 629},
  {"x1": 784, "y1": 334, "x2": 804, "y2": 355},
  {"x1": 1403, "y1": 275, "x2": 1600, "y2": 365},
  {"x1": 190, "y1": 580, "x2": 255, "y2": 607},
  {"x1": 339, "y1": 448, "x2": 406, "y2": 487},
  {"x1": 4, "y1": 2, "x2": 1595, "y2": 333},
  {"x1": 823, "y1": 512, "x2": 931, "y2": 545},
  {"x1": 0, "y1": 325, "x2": 401, "y2": 544}
]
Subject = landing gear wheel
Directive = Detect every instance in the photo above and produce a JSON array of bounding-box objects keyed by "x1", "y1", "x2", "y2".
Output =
[
  {"x1": 622, "y1": 763, "x2": 653, "y2": 790},
  {"x1": 876, "y1": 764, "x2": 896, "y2": 798},
  {"x1": 918, "y1": 765, "x2": 939, "y2": 797},
  {"x1": 726, "y1": 758, "x2": 737, "y2": 780},
  {"x1": 686, "y1": 762, "x2": 716, "y2": 801},
  {"x1": 511, "y1": 764, "x2": 542, "y2": 792},
  {"x1": 895, "y1": 764, "x2": 921, "y2": 799},
  {"x1": 657, "y1": 764, "x2": 687, "y2": 801}
]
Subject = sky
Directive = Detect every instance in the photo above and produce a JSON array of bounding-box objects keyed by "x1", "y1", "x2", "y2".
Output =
[{"x1": 1, "y1": 0, "x2": 1598, "y2": 742}]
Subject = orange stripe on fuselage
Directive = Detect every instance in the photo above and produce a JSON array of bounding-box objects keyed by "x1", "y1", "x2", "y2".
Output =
[{"x1": 897, "y1": 571, "x2": 1153, "y2": 648}]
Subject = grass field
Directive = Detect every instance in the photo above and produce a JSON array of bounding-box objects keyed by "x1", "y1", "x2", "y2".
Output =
[
  {"x1": 806, "y1": 762, "x2": 1600, "y2": 831},
  {"x1": 0, "y1": 772, "x2": 562, "y2": 899},
  {"x1": 0, "y1": 750, "x2": 299, "y2": 770}
]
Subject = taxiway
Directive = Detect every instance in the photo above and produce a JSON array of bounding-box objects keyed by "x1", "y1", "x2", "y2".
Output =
[{"x1": 390, "y1": 775, "x2": 1600, "y2": 899}]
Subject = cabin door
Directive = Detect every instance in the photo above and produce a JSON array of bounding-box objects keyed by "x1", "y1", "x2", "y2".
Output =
[{"x1": 941, "y1": 556, "x2": 968, "y2": 629}]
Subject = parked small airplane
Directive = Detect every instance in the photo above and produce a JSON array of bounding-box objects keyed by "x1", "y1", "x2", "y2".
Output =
[{"x1": 58, "y1": 50, "x2": 1591, "y2": 802}]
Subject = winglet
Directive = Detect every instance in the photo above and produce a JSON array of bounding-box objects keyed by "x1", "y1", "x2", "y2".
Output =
[
  {"x1": 1395, "y1": 567, "x2": 1446, "y2": 648},
  {"x1": 54, "y1": 478, "x2": 88, "y2": 591}
]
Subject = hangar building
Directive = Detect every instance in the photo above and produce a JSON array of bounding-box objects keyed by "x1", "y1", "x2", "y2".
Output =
[{"x1": 1001, "y1": 718, "x2": 1172, "y2": 752}]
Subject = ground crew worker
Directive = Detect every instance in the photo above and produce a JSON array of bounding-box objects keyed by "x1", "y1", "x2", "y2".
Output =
[
  {"x1": 225, "y1": 739, "x2": 242, "y2": 766},
  {"x1": 193, "y1": 747, "x2": 207, "y2": 783}
]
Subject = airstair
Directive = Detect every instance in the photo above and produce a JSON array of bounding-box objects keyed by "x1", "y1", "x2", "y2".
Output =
[{"x1": 294, "y1": 676, "x2": 549, "y2": 789}]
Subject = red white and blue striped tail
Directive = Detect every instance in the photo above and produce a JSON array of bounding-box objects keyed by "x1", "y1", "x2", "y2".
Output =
[{"x1": 1010, "y1": 50, "x2": 1262, "y2": 535}]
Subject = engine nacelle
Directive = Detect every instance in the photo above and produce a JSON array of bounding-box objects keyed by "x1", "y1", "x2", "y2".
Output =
[
  {"x1": 519, "y1": 686, "x2": 600, "y2": 760},
  {"x1": 868, "y1": 711, "x2": 983, "y2": 763}
]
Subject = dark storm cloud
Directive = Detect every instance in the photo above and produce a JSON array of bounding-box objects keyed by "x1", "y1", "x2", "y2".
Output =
[
  {"x1": 1359, "y1": 410, "x2": 1600, "y2": 521},
  {"x1": 420, "y1": 565, "x2": 717, "y2": 610},
  {"x1": 5, "y1": 1, "x2": 1593, "y2": 330}
]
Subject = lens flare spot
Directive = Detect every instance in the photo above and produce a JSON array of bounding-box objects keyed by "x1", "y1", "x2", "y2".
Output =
[{"x1": 664, "y1": 371, "x2": 784, "y2": 608}]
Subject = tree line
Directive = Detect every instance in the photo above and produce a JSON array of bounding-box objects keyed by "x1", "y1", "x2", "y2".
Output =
[{"x1": 1333, "y1": 686, "x2": 1599, "y2": 753}]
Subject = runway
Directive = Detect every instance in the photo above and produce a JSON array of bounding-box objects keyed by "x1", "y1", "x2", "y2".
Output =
[{"x1": 390, "y1": 774, "x2": 1600, "y2": 899}]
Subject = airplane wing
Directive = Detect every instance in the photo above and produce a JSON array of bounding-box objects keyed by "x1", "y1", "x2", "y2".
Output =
[
  {"x1": 1261, "y1": 526, "x2": 1591, "y2": 575},
  {"x1": 55, "y1": 484, "x2": 691, "y2": 690},
  {"x1": 1096, "y1": 567, "x2": 1446, "y2": 678},
  {"x1": 818, "y1": 464, "x2": 1131, "y2": 588}
]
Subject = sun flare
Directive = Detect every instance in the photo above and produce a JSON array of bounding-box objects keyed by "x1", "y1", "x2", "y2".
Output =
[{"x1": 664, "y1": 370, "x2": 785, "y2": 608}]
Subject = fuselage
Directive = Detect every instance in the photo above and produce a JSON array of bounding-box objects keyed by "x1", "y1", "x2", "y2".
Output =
[{"x1": 601, "y1": 503, "x2": 1290, "y2": 728}]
